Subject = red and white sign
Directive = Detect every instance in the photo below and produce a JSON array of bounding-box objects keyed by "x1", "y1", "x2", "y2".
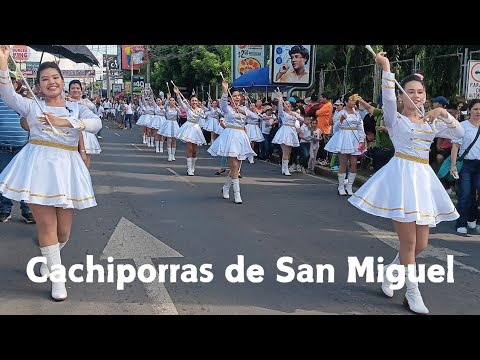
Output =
[
  {"x1": 12, "y1": 45, "x2": 30, "y2": 62},
  {"x1": 467, "y1": 61, "x2": 480, "y2": 100}
]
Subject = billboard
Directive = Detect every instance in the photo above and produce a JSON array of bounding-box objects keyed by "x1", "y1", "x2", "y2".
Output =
[
  {"x1": 231, "y1": 45, "x2": 268, "y2": 82},
  {"x1": 12, "y1": 45, "x2": 30, "y2": 62},
  {"x1": 121, "y1": 45, "x2": 147, "y2": 70},
  {"x1": 132, "y1": 76, "x2": 145, "y2": 94},
  {"x1": 270, "y1": 45, "x2": 314, "y2": 87},
  {"x1": 103, "y1": 54, "x2": 119, "y2": 70}
]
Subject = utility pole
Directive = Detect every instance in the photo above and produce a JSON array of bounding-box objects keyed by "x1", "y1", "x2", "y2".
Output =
[
  {"x1": 105, "y1": 45, "x2": 111, "y2": 100},
  {"x1": 146, "y1": 45, "x2": 151, "y2": 84}
]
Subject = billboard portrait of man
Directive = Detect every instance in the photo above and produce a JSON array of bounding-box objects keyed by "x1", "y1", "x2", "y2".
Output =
[{"x1": 273, "y1": 45, "x2": 312, "y2": 85}]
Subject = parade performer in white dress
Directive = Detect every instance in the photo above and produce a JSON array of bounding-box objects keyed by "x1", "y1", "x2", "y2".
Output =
[
  {"x1": 0, "y1": 47, "x2": 102, "y2": 301},
  {"x1": 203, "y1": 97, "x2": 223, "y2": 142},
  {"x1": 157, "y1": 94, "x2": 180, "y2": 162},
  {"x1": 245, "y1": 103, "x2": 264, "y2": 164},
  {"x1": 139, "y1": 94, "x2": 156, "y2": 147},
  {"x1": 136, "y1": 101, "x2": 148, "y2": 143},
  {"x1": 272, "y1": 91, "x2": 303, "y2": 176},
  {"x1": 151, "y1": 98, "x2": 166, "y2": 153},
  {"x1": 173, "y1": 86, "x2": 207, "y2": 175},
  {"x1": 324, "y1": 92, "x2": 366, "y2": 195},
  {"x1": 208, "y1": 80, "x2": 256, "y2": 204},
  {"x1": 67, "y1": 80, "x2": 101, "y2": 168},
  {"x1": 348, "y1": 51, "x2": 464, "y2": 314}
]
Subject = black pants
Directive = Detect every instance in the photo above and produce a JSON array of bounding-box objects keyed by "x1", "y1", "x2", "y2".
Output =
[{"x1": 369, "y1": 147, "x2": 394, "y2": 172}]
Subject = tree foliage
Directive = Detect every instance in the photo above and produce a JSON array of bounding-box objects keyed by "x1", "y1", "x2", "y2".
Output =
[{"x1": 146, "y1": 45, "x2": 230, "y2": 96}]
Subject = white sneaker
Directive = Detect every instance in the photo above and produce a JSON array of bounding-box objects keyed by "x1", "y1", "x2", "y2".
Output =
[
  {"x1": 467, "y1": 221, "x2": 477, "y2": 229},
  {"x1": 456, "y1": 227, "x2": 468, "y2": 234}
]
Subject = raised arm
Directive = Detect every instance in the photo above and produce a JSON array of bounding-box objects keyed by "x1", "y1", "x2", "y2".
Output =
[
  {"x1": 276, "y1": 92, "x2": 285, "y2": 118},
  {"x1": 376, "y1": 52, "x2": 397, "y2": 131},
  {"x1": 173, "y1": 86, "x2": 188, "y2": 112},
  {"x1": 0, "y1": 46, "x2": 32, "y2": 120},
  {"x1": 219, "y1": 80, "x2": 233, "y2": 116}
]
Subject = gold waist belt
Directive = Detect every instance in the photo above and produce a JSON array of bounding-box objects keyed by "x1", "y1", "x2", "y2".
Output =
[
  {"x1": 187, "y1": 120, "x2": 198, "y2": 124},
  {"x1": 226, "y1": 125, "x2": 245, "y2": 130},
  {"x1": 283, "y1": 124, "x2": 296, "y2": 128},
  {"x1": 341, "y1": 127, "x2": 357, "y2": 130},
  {"x1": 394, "y1": 152, "x2": 429, "y2": 164},
  {"x1": 29, "y1": 139, "x2": 77, "y2": 151}
]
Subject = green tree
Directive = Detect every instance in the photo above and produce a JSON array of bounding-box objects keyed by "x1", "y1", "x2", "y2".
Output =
[{"x1": 145, "y1": 45, "x2": 230, "y2": 98}]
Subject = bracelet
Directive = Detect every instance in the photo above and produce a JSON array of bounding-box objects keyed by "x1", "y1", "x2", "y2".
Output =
[
  {"x1": 80, "y1": 150, "x2": 86, "y2": 152},
  {"x1": 451, "y1": 164, "x2": 456, "y2": 168}
]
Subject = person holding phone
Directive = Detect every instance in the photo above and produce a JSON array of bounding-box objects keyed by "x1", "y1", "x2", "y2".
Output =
[{"x1": 275, "y1": 45, "x2": 310, "y2": 84}]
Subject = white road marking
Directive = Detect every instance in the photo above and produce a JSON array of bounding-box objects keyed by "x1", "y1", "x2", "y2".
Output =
[{"x1": 166, "y1": 168, "x2": 197, "y2": 187}]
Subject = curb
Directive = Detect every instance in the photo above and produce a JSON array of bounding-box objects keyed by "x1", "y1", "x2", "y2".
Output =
[
  {"x1": 313, "y1": 165, "x2": 370, "y2": 186},
  {"x1": 270, "y1": 154, "x2": 371, "y2": 186}
]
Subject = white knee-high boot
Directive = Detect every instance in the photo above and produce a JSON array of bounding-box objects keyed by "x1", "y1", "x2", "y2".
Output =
[
  {"x1": 192, "y1": 158, "x2": 197, "y2": 174},
  {"x1": 232, "y1": 178, "x2": 242, "y2": 204},
  {"x1": 337, "y1": 173, "x2": 347, "y2": 195},
  {"x1": 40, "y1": 238, "x2": 69, "y2": 277},
  {"x1": 381, "y1": 252, "x2": 400, "y2": 298},
  {"x1": 155, "y1": 140, "x2": 160, "y2": 153},
  {"x1": 40, "y1": 243, "x2": 67, "y2": 301},
  {"x1": 187, "y1": 158, "x2": 194, "y2": 176},
  {"x1": 346, "y1": 172, "x2": 357, "y2": 195},
  {"x1": 159, "y1": 140, "x2": 164, "y2": 153},
  {"x1": 222, "y1": 176, "x2": 232, "y2": 199},
  {"x1": 167, "y1": 148, "x2": 172, "y2": 162},
  {"x1": 171, "y1": 147, "x2": 176, "y2": 161},
  {"x1": 404, "y1": 265, "x2": 429, "y2": 314},
  {"x1": 142, "y1": 134, "x2": 147, "y2": 144},
  {"x1": 282, "y1": 160, "x2": 291, "y2": 176}
]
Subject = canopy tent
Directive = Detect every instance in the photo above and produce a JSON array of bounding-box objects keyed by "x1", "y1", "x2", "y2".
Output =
[{"x1": 231, "y1": 67, "x2": 290, "y2": 92}]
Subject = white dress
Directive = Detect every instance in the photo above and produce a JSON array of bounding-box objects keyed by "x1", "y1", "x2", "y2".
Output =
[
  {"x1": 82, "y1": 131, "x2": 101, "y2": 154},
  {"x1": 0, "y1": 71, "x2": 102, "y2": 209},
  {"x1": 77, "y1": 99, "x2": 101, "y2": 155},
  {"x1": 203, "y1": 104, "x2": 222, "y2": 132},
  {"x1": 207, "y1": 93, "x2": 257, "y2": 160},
  {"x1": 245, "y1": 112, "x2": 265, "y2": 143},
  {"x1": 324, "y1": 109, "x2": 366, "y2": 155},
  {"x1": 175, "y1": 97, "x2": 207, "y2": 146},
  {"x1": 157, "y1": 106, "x2": 180, "y2": 138},
  {"x1": 348, "y1": 70, "x2": 465, "y2": 227},
  {"x1": 149, "y1": 104, "x2": 165, "y2": 130},
  {"x1": 272, "y1": 101, "x2": 302, "y2": 147}
]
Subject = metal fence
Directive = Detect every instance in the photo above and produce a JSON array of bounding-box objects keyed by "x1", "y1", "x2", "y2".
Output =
[{"x1": 317, "y1": 51, "x2": 480, "y2": 103}]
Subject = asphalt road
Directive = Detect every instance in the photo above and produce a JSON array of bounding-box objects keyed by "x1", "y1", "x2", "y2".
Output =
[{"x1": 1, "y1": 121, "x2": 479, "y2": 315}]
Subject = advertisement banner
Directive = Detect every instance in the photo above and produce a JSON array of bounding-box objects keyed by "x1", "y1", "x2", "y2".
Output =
[
  {"x1": 132, "y1": 76, "x2": 145, "y2": 94},
  {"x1": 121, "y1": 45, "x2": 146, "y2": 70},
  {"x1": 270, "y1": 45, "x2": 314, "y2": 87},
  {"x1": 21, "y1": 69, "x2": 95, "y2": 78},
  {"x1": 103, "y1": 54, "x2": 119, "y2": 70},
  {"x1": 231, "y1": 45, "x2": 267, "y2": 81},
  {"x1": 12, "y1": 45, "x2": 30, "y2": 62}
]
